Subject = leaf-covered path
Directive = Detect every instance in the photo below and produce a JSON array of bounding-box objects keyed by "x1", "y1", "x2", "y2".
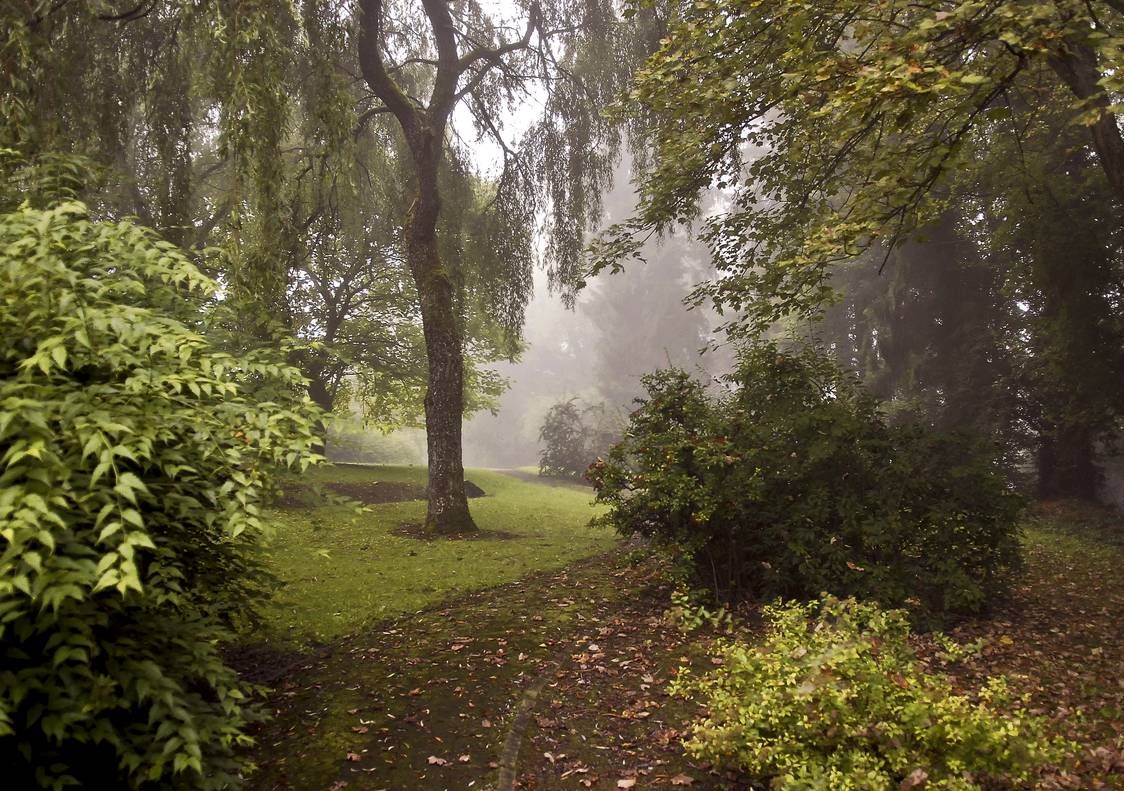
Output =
[
  {"x1": 927, "y1": 506, "x2": 1124, "y2": 790},
  {"x1": 246, "y1": 501, "x2": 1124, "y2": 791},
  {"x1": 245, "y1": 548, "x2": 722, "y2": 791}
]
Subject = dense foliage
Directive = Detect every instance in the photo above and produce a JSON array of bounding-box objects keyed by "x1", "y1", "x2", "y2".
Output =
[
  {"x1": 0, "y1": 201, "x2": 320, "y2": 789},
  {"x1": 4, "y1": 0, "x2": 660, "y2": 532},
  {"x1": 817, "y1": 78, "x2": 1124, "y2": 500},
  {"x1": 588, "y1": 342, "x2": 1022, "y2": 615},
  {"x1": 604, "y1": 0, "x2": 1123, "y2": 334},
  {"x1": 538, "y1": 398, "x2": 618, "y2": 480},
  {"x1": 599, "y1": 0, "x2": 1124, "y2": 502},
  {"x1": 672, "y1": 597, "x2": 1066, "y2": 790}
]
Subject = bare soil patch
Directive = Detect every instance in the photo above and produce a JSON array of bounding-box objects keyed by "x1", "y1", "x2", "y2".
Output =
[
  {"x1": 280, "y1": 478, "x2": 488, "y2": 508},
  {"x1": 278, "y1": 480, "x2": 427, "y2": 508}
]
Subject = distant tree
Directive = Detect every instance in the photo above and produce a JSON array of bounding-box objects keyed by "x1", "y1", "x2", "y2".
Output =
[
  {"x1": 813, "y1": 69, "x2": 1124, "y2": 500},
  {"x1": 539, "y1": 398, "x2": 618, "y2": 480}
]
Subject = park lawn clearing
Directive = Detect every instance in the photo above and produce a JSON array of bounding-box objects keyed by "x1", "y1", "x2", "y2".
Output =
[
  {"x1": 243, "y1": 490, "x2": 1124, "y2": 791},
  {"x1": 259, "y1": 465, "x2": 613, "y2": 645}
]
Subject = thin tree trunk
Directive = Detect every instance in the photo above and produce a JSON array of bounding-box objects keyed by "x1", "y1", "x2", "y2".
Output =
[
  {"x1": 308, "y1": 372, "x2": 334, "y2": 458},
  {"x1": 1037, "y1": 425, "x2": 1101, "y2": 501}
]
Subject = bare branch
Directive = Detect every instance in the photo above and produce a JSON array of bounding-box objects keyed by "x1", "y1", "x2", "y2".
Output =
[{"x1": 356, "y1": 0, "x2": 422, "y2": 135}]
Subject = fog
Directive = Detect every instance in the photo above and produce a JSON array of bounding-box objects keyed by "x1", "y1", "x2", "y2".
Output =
[
  {"x1": 461, "y1": 165, "x2": 732, "y2": 468},
  {"x1": 325, "y1": 160, "x2": 733, "y2": 469}
]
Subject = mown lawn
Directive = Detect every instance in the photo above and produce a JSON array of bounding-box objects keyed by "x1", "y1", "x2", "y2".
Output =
[
  {"x1": 258, "y1": 465, "x2": 612, "y2": 644},
  {"x1": 246, "y1": 481, "x2": 1124, "y2": 790}
]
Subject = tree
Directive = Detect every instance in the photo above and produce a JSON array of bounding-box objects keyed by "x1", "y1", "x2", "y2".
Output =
[
  {"x1": 538, "y1": 397, "x2": 618, "y2": 479},
  {"x1": 603, "y1": 0, "x2": 1124, "y2": 335},
  {"x1": 352, "y1": 0, "x2": 644, "y2": 531},
  {"x1": 5, "y1": 0, "x2": 650, "y2": 534},
  {"x1": 812, "y1": 69, "x2": 1124, "y2": 499}
]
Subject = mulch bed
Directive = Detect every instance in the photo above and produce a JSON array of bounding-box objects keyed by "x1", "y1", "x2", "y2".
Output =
[
  {"x1": 277, "y1": 480, "x2": 427, "y2": 508},
  {"x1": 278, "y1": 479, "x2": 488, "y2": 508}
]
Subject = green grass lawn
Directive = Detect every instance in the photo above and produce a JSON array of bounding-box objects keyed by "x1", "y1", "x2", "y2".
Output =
[{"x1": 257, "y1": 465, "x2": 613, "y2": 644}]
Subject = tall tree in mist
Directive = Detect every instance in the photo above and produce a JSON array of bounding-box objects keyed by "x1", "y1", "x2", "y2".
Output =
[
  {"x1": 4, "y1": 0, "x2": 656, "y2": 532},
  {"x1": 816, "y1": 74, "x2": 1124, "y2": 497},
  {"x1": 352, "y1": 0, "x2": 644, "y2": 531},
  {"x1": 581, "y1": 164, "x2": 727, "y2": 410}
]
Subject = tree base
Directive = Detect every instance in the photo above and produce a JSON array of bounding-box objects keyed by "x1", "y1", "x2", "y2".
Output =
[{"x1": 424, "y1": 510, "x2": 478, "y2": 535}]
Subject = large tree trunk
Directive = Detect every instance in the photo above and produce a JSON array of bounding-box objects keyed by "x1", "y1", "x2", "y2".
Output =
[
  {"x1": 406, "y1": 129, "x2": 477, "y2": 534},
  {"x1": 355, "y1": 0, "x2": 483, "y2": 533},
  {"x1": 1050, "y1": 38, "x2": 1124, "y2": 205},
  {"x1": 1037, "y1": 426, "x2": 1101, "y2": 501}
]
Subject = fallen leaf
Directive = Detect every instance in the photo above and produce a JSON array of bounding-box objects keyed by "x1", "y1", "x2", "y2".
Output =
[
  {"x1": 345, "y1": 752, "x2": 361, "y2": 762},
  {"x1": 900, "y1": 768, "x2": 928, "y2": 789},
  {"x1": 670, "y1": 775, "x2": 694, "y2": 786},
  {"x1": 617, "y1": 779, "x2": 636, "y2": 789},
  {"x1": 426, "y1": 756, "x2": 448, "y2": 766},
  {"x1": 458, "y1": 754, "x2": 471, "y2": 763}
]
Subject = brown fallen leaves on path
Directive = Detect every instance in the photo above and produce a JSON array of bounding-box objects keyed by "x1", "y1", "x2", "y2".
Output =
[
  {"x1": 244, "y1": 548, "x2": 721, "y2": 791},
  {"x1": 246, "y1": 501, "x2": 1123, "y2": 791}
]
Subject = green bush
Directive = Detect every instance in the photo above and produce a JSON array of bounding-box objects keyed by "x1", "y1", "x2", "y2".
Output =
[
  {"x1": 673, "y1": 597, "x2": 1066, "y2": 791},
  {"x1": 587, "y1": 342, "x2": 1022, "y2": 615},
  {"x1": 0, "y1": 202, "x2": 320, "y2": 789}
]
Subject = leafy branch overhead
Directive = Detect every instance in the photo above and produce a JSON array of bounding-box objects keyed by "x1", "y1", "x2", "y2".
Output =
[{"x1": 600, "y1": 0, "x2": 1124, "y2": 334}]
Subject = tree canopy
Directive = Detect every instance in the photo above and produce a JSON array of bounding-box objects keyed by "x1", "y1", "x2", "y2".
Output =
[{"x1": 601, "y1": 0, "x2": 1124, "y2": 335}]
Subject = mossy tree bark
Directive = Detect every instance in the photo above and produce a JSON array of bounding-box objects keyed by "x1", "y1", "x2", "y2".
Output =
[
  {"x1": 356, "y1": 0, "x2": 533, "y2": 533},
  {"x1": 353, "y1": 0, "x2": 627, "y2": 532},
  {"x1": 405, "y1": 130, "x2": 476, "y2": 533}
]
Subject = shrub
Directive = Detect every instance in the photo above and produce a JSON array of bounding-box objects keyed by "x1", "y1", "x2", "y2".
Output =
[
  {"x1": 587, "y1": 341, "x2": 1022, "y2": 615},
  {"x1": 0, "y1": 202, "x2": 320, "y2": 789},
  {"x1": 673, "y1": 597, "x2": 1067, "y2": 791},
  {"x1": 538, "y1": 397, "x2": 618, "y2": 480}
]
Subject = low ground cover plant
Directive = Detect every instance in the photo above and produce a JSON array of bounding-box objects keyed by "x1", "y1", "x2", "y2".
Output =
[
  {"x1": 0, "y1": 201, "x2": 320, "y2": 789},
  {"x1": 588, "y1": 341, "x2": 1022, "y2": 616},
  {"x1": 673, "y1": 597, "x2": 1067, "y2": 790}
]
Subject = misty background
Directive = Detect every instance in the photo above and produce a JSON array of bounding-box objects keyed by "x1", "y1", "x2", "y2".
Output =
[{"x1": 329, "y1": 160, "x2": 733, "y2": 469}]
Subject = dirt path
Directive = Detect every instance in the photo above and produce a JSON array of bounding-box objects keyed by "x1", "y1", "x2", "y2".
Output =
[
  {"x1": 245, "y1": 501, "x2": 1124, "y2": 791},
  {"x1": 245, "y1": 549, "x2": 723, "y2": 791}
]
